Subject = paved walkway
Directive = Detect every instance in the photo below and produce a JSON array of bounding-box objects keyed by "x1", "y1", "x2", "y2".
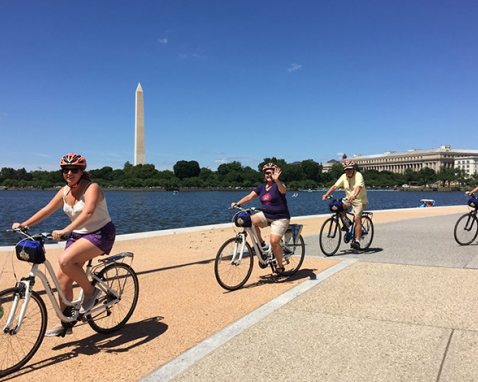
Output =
[{"x1": 145, "y1": 213, "x2": 478, "y2": 382}]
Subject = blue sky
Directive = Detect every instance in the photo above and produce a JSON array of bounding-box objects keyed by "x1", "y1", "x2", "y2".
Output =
[{"x1": 1, "y1": 0, "x2": 477, "y2": 171}]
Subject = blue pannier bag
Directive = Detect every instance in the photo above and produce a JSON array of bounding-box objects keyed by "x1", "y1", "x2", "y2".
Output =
[
  {"x1": 329, "y1": 200, "x2": 344, "y2": 212},
  {"x1": 15, "y1": 238, "x2": 46, "y2": 264},
  {"x1": 234, "y1": 211, "x2": 252, "y2": 227},
  {"x1": 468, "y1": 197, "x2": 478, "y2": 209}
]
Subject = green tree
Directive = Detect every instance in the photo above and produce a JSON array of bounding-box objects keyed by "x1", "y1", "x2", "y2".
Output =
[
  {"x1": 301, "y1": 160, "x2": 322, "y2": 182},
  {"x1": 217, "y1": 161, "x2": 242, "y2": 176},
  {"x1": 437, "y1": 166, "x2": 456, "y2": 187},
  {"x1": 417, "y1": 168, "x2": 436, "y2": 187},
  {"x1": 173, "y1": 160, "x2": 200, "y2": 180},
  {"x1": 403, "y1": 168, "x2": 418, "y2": 184}
]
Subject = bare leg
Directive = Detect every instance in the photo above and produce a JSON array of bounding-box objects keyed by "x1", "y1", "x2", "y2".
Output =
[
  {"x1": 251, "y1": 214, "x2": 265, "y2": 244},
  {"x1": 270, "y1": 234, "x2": 284, "y2": 268},
  {"x1": 57, "y1": 238, "x2": 103, "y2": 306},
  {"x1": 56, "y1": 271, "x2": 75, "y2": 312},
  {"x1": 354, "y1": 215, "x2": 362, "y2": 241}
]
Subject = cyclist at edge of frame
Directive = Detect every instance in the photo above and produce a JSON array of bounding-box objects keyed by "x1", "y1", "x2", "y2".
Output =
[
  {"x1": 11, "y1": 153, "x2": 116, "y2": 337},
  {"x1": 465, "y1": 185, "x2": 478, "y2": 196},
  {"x1": 230, "y1": 162, "x2": 290, "y2": 276},
  {"x1": 322, "y1": 157, "x2": 368, "y2": 250}
]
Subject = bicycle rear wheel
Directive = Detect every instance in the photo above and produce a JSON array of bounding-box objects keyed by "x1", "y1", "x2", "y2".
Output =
[
  {"x1": 214, "y1": 237, "x2": 254, "y2": 291},
  {"x1": 319, "y1": 217, "x2": 342, "y2": 256},
  {"x1": 359, "y1": 215, "x2": 374, "y2": 250},
  {"x1": 454, "y1": 212, "x2": 478, "y2": 245},
  {"x1": 281, "y1": 235, "x2": 305, "y2": 276},
  {"x1": 88, "y1": 263, "x2": 139, "y2": 334},
  {"x1": 0, "y1": 288, "x2": 47, "y2": 378}
]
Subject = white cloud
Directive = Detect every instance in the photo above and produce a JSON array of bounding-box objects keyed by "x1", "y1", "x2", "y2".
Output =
[
  {"x1": 288, "y1": 63, "x2": 302, "y2": 72},
  {"x1": 158, "y1": 37, "x2": 168, "y2": 45}
]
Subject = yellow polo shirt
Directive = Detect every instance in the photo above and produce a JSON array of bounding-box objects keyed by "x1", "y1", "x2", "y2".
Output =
[{"x1": 334, "y1": 171, "x2": 368, "y2": 204}]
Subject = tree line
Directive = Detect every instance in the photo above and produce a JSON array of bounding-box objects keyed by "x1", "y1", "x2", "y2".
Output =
[{"x1": 0, "y1": 158, "x2": 474, "y2": 190}]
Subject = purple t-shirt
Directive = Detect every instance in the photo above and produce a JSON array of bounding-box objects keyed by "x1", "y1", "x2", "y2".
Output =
[{"x1": 253, "y1": 183, "x2": 290, "y2": 220}]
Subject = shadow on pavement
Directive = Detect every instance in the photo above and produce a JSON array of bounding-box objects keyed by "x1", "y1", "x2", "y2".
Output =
[
  {"x1": 249, "y1": 268, "x2": 318, "y2": 288},
  {"x1": 4, "y1": 316, "x2": 167, "y2": 381},
  {"x1": 332, "y1": 247, "x2": 383, "y2": 257}
]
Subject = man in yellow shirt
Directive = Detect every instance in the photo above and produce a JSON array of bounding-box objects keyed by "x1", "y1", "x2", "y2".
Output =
[{"x1": 322, "y1": 159, "x2": 368, "y2": 250}]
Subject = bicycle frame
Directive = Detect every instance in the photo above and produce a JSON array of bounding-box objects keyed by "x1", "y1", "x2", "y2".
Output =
[
  {"x1": 326, "y1": 210, "x2": 372, "y2": 241},
  {"x1": 231, "y1": 227, "x2": 270, "y2": 267},
  {"x1": 463, "y1": 209, "x2": 477, "y2": 231},
  {"x1": 3, "y1": 252, "x2": 132, "y2": 334}
]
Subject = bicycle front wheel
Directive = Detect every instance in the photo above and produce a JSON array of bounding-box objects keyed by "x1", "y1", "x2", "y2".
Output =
[
  {"x1": 88, "y1": 263, "x2": 139, "y2": 334},
  {"x1": 214, "y1": 237, "x2": 254, "y2": 291},
  {"x1": 454, "y1": 213, "x2": 478, "y2": 245},
  {"x1": 0, "y1": 288, "x2": 47, "y2": 378},
  {"x1": 281, "y1": 235, "x2": 305, "y2": 276},
  {"x1": 319, "y1": 217, "x2": 342, "y2": 256},
  {"x1": 359, "y1": 215, "x2": 374, "y2": 250}
]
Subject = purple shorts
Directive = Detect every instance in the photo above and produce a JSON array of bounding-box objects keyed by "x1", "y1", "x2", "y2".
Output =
[{"x1": 65, "y1": 221, "x2": 116, "y2": 255}]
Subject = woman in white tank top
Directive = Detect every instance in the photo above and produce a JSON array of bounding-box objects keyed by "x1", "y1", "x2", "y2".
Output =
[{"x1": 12, "y1": 153, "x2": 116, "y2": 337}]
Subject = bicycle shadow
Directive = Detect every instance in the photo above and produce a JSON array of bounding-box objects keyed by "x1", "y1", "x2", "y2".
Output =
[
  {"x1": 331, "y1": 247, "x2": 384, "y2": 257},
  {"x1": 239, "y1": 268, "x2": 318, "y2": 290},
  {"x1": 3, "y1": 316, "x2": 167, "y2": 381}
]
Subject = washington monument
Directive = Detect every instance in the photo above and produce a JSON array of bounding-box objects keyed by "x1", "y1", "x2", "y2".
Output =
[{"x1": 134, "y1": 83, "x2": 145, "y2": 165}]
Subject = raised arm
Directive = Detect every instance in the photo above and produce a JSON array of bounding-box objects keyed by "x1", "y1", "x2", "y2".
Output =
[{"x1": 272, "y1": 167, "x2": 287, "y2": 194}]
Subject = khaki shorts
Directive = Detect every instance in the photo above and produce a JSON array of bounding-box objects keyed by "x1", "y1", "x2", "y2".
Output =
[
  {"x1": 254, "y1": 212, "x2": 290, "y2": 237},
  {"x1": 343, "y1": 200, "x2": 367, "y2": 218}
]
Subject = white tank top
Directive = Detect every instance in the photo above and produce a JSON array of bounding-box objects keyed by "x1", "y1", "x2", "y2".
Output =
[{"x1": 62, "y1": 186, "x2": 112, "y2": 234}]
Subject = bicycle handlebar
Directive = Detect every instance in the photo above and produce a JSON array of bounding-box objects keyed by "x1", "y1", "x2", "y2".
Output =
[
  {"x1": 230, "y1": 205, "x2": 264, "y2": 213},
  {"x1": 324, "y1": 195, "x2": 349, "y2": 202},
  {"x1": 6, "y1": 228, "x2": 65, "y2": 241}
]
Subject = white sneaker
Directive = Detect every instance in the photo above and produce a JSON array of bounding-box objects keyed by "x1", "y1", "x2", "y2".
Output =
[
  {"x1": 45, "y1": 324, "x2": 72, "y2": 337},
  {"x1": 79, "y1": 287, "x2": 101, "y2": 314}
]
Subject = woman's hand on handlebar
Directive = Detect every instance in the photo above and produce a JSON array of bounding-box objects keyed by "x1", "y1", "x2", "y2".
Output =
[
  {"x1": 52, "y1": 229, "x2": 70, "y2": 241},
  {"x1": 230, "y1": 202, "x2": 241, "y2": 209}
]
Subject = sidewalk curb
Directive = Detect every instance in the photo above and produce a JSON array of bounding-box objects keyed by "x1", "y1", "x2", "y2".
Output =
[{"x1": 141, "y1": 259, "x2": 357, "y2": 382}]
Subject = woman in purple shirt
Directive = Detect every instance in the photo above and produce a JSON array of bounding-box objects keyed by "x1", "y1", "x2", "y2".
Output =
[{"x1": 231, "y1": 162, "x2": 290, "y2": 275}]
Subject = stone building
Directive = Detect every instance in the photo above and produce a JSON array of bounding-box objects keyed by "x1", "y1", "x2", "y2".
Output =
[
  {"x1": 455, "y1": 157, "x2": 478, "y2": 177},
  {"x1": 323, "y1": 146, "x2": 478, "y2": 174}
]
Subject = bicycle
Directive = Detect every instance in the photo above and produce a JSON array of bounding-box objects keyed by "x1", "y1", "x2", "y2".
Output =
[
  {"x1": 319, "y1": 196, "x2": 374, "y2": 256},
  {"x1": 0, "y1": 228, "x2": 140, "y2": 378},
  {"x1": 453, "y1": 193, "x2": 478, "y2": 245},
  {"x1": 214, "y1": 206, "x2": 305, "y2": 291}
]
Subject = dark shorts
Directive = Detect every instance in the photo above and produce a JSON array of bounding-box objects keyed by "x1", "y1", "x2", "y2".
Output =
[{"x1": 65, "y1": 221, "x2": 116, "y2": 255}]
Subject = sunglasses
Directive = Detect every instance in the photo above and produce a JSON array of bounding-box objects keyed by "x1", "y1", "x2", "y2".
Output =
[
  {"x1": 62, "y1": 167, "x2": 81, "y2": 174},
  {"x1": 264, "y1": 171, "x2": 273, "y2": 176}
]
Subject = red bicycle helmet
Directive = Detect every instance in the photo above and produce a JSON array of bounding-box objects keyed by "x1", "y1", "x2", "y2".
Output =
[{"x1": 60, "y1": 153, "x2": 87, "y2": 170}]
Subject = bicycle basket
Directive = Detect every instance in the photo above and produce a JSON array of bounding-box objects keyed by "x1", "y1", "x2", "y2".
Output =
[
  {"x1": 468, "y1": 197, "x2": 478, "y2": 209},
  {"x1": 234, "y1": 211, "x2": 252, "y2": 227},
  {"x1": 15, "y1": 238, "x2": 46, "y2": 264},
  {"x1": 329, "y1": 200, "x2": 344, "y2": 212}
]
